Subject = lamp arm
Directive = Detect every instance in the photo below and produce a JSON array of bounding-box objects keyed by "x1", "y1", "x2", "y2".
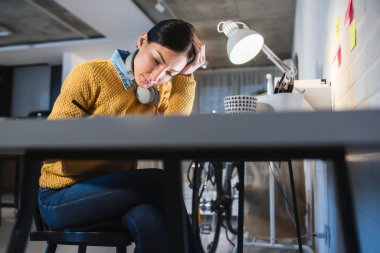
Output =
[{"x1": 262, "y1": 44, "x2": 297, "y2": 79}]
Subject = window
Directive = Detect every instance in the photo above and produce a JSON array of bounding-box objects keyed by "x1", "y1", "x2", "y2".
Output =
[{"x1": 194, "y1": 66, "x2": 281, "y2": 114}]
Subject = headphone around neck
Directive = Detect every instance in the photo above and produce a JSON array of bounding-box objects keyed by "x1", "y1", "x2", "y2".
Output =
[
  {"x1": 128, "y1": 50, "x2": 160, "y2": 107},
  {"x1": 136, "y1": 86, "x2": 160, "y2": 106}
]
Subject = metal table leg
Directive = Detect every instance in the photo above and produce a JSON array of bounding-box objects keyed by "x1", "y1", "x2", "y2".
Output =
[
  {"x1": 332, "y1": 150, "x2": 360, "y2": 253},
  {"x1": 287, "y1": 160, "x2": 303, "y2": 253},
  {"x1": 164, "y1": 159, "x2": 189, "y2": 253},
  {"x1": 237, "y1": 161, "x2": 245, "y2": 253},
  {"x1": 7, "y1": 154, "x2": 39, "y2": 253}
]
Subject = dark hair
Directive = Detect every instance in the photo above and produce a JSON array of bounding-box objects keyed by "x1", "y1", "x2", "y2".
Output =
[{"x1": 147, "y1": 19, "x2": 196, "y2": 63}]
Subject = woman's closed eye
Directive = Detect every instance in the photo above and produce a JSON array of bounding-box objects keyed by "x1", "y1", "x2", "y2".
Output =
[
  {"x1": 154, "y1": 60, "x2": 174, "y2": 77},
  {"x1": 167, "y1": 72, "x2": 175, "y2": 78},
  {"x1": 152, "y1": 56, "x2": 177, "y2": 79},
  {"x1": 153, "y1": 58, "x2": 160, "y2": 66}
]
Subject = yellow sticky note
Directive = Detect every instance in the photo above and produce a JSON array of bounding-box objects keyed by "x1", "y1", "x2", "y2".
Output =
[
  {"x1": 336, "y1": 17, "x2": 341, "y2": 40},
  {"x1": 350, "y1": 18, "x2": 356, "y2": 51}
]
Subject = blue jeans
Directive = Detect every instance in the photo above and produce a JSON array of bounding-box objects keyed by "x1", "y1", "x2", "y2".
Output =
[{"x1": 38, "y1": 169, "x2": 201, "y2": 253}]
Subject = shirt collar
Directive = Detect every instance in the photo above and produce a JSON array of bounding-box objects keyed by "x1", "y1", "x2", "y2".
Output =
[{"x1": 110, "y1": 49, "x2": 136, "y2": 91}]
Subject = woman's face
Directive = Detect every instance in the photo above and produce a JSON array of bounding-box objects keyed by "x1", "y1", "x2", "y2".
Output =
[{"x1": 133, "y1": 32, "x2": 188, "y2": 88}]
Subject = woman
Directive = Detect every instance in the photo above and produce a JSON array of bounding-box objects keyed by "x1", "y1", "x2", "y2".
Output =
[{"x1": 38, "y1": 19, "x2": 205, "y2": 253}]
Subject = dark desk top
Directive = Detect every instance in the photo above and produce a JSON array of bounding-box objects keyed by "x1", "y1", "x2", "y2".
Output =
[{"x1": 0, "y1": 110, "x2": 379, "y2": 156}]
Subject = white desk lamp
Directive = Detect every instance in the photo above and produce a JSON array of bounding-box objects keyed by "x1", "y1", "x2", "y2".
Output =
[
  {"x1": 218, "y1": 20, "x2": 331, "y2": 111},
  {"x1": 217, "y1": 20, "x2": 297, "y2": 79}
]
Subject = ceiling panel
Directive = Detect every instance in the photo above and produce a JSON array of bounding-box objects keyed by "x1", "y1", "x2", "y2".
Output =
[
  {"x1": 0, "y1": 0, "x2": 296, "y2": 69},
  {"x1": 133, "y1": 0, "x2": 296, "y2": 69},
  {"x1": 0, "y1": 0, "x2": 103, "y2": 47}
]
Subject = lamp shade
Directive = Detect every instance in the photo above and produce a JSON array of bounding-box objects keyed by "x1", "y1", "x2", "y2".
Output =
[
  {"x1": 217, "y1": 20, "x2": 264, "y2": 65},
  {"x1": 227, "y1": 29, "x2": 264, "y2": 64},
  {"x1": 218, "y1": 20, "x2": 297, "y2": 78}
]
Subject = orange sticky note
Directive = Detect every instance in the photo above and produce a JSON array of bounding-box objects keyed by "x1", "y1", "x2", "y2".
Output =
[{"x1": 350, "y1": 18, "x2": 357, "y2": 51}]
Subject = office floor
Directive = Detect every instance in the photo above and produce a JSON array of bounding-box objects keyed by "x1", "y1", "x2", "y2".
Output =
[
  {"x1": 1, "y1": 192, "x2": 296, "y2": 253},
  {"x1": 1, "y1": 161, "x2": 306, "y2": 253}
]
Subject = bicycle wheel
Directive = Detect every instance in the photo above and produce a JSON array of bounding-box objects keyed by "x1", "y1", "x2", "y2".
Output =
[
  {"x1": 192, "y1": 161, "x2": 223, "y2": 253},
  {"x1": 223, "y1": 162, "x2": 240, "y2": 235}
]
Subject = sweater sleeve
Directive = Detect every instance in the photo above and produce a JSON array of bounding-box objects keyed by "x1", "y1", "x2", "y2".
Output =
[
  {"x1": 161, "y1": 74, "x2": 196, "y2": 116},
  {"x1": 48, "y1": 62, "x2": 97, "y2": 120}
]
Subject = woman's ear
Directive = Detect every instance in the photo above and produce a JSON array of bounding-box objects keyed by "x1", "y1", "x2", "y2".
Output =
[{"x1": 137, "y1": 32, "x2": 148, "y2": 49}]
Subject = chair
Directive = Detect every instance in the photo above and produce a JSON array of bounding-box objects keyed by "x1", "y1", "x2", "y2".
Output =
[
  {"x1": 28, "y1": 111, "x2": 133, "y2": 252},
  {"x1": 30, "y1": 202, "x2": 134, "y2": 253},
  {"x1": 0, "y1": 155, "x2": 21, "y2": 226}
]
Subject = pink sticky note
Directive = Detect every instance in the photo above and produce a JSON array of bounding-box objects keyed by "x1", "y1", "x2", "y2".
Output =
[
  {"x1": 332, "y1": 44, "x2": 342, "y2": 67},
  {"x1": 345, "y1": 0, "x2": 354, "y2": 25},
  {"x1": 337, "y1": 45, "x2": 342, "y2": 66}
]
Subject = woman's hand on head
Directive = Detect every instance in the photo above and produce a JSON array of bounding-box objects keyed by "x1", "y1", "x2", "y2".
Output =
[{"x1": 180, "y1": 34, "x2": 206, "y2": 76}]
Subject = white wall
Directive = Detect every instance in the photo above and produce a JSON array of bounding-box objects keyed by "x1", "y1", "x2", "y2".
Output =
[
  {"x1": 293, "y1": 0, "x2": 380, "y2": 253},
  {"x1": 293, "y1": 0, "x2": 329, "y2": 80},
  {"x1": 62, "y1": 52, "x2": 88, "y2": 82},
  {"x1": 323, "y1": 0, "x2": 380, "y2": 110}
]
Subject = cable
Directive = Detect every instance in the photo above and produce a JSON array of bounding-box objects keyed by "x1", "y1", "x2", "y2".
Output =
[
  {"x1": 269, "y1": 161, "x2": 296, "y2": 226},
  {"x1": 272, "y1": 162, "x2": 297, "y2": 227},
  {"x1": 187, "y1": 160, "x2": 194, "y2": 188},
  {"x1": 221, "y1": 223, "x2": 235, "y2": 247}
]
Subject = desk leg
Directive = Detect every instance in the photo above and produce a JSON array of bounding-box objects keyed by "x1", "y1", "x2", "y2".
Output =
[
  {"x1": 14, "y1": 156, "x2": 21, "y2": 212},
  {"x1": 7, "y1": 155, "x2": 39, "y2": 253},
  {"x1": 191, "y1": 161, "x2": 200, "y2": 237},
  {"x1": 237, "y1": 162, "x2": 245, "y2": 253},
  {"x1": 332, "y1": 152, "x2": 360, "y2": 253},
  {"x1": 163, "y1": 159, "x2": 188, "y2": 253},
  {"x1": 0, "y1": 159, "x2": 3, "y2": 227},
  {"x1": 287, "y1": 161, "x2": 303, "y2": 253}
]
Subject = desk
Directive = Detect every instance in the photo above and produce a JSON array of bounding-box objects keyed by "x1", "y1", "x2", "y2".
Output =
[{"x1": 1, "y1": 110, "x2": 380, "y2": 253}]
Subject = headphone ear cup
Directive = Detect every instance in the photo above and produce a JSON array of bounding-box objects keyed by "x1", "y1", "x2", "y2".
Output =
[
  {"x1": 149, "y1": 87, "x2": 160, "y2": 106},
  {"x1": 136, "y1": 86, "x2": 160, "y2": 106}
]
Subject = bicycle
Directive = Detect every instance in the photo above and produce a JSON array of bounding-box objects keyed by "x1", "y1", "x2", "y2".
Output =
[{"x1": 188, "y1": 161, "x2": 241, "y2": 253}]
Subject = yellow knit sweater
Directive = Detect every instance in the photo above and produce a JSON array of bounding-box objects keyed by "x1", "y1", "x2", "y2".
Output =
[{"x1": 40, "y1": 59, "x2": 196, "y2": 189}]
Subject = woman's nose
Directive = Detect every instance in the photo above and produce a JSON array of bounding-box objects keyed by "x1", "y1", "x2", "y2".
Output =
[{"x1": 150, "y1": 69, "x2": 164, "y2": 84}]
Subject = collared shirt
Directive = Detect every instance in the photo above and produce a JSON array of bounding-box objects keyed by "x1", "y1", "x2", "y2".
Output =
[{"x1": 110, "y1": 49, "x2": 136, "y2": 91}]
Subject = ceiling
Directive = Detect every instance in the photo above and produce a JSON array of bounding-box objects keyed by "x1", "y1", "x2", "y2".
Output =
[{"x1": 0, "y1": 0, "x2": 296, "y2": 69}]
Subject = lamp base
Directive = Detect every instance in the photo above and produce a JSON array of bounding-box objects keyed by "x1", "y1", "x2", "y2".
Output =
[{"x1": 255, "y1": 93, "x2": 305, "y2": 112}]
